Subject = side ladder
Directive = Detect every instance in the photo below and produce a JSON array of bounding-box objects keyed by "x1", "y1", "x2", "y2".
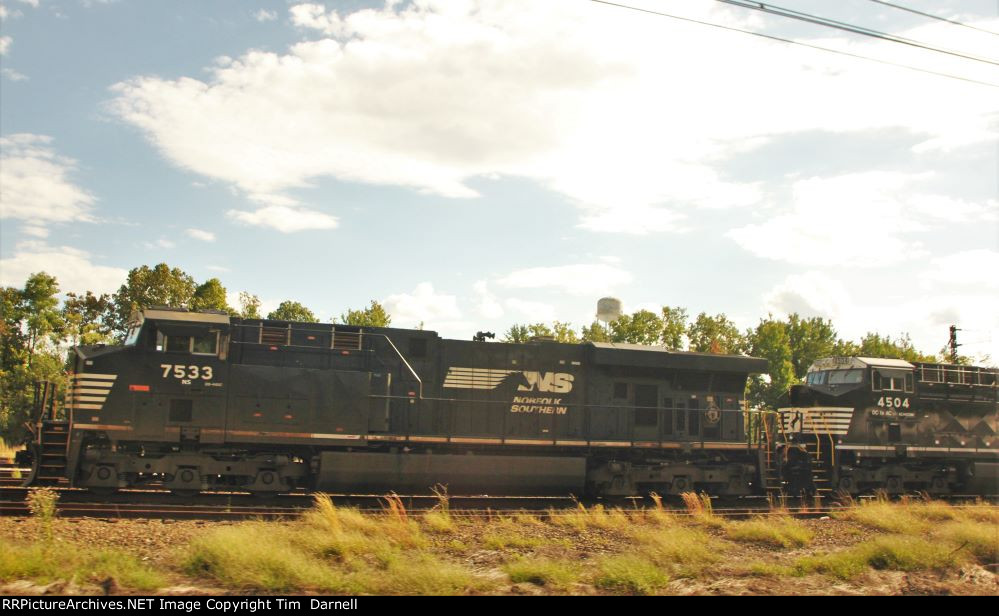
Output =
[{"x1": 25, "y1": 381, "x2": 69, "y2": 486}]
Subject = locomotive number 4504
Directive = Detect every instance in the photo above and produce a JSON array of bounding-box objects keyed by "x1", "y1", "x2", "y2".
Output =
[
  {"x1": 877, "y1": 396, "x2": 910, "y2": 409},
  {"x1": 160, "y1": 364, "x2": 214, "y2": 380}
]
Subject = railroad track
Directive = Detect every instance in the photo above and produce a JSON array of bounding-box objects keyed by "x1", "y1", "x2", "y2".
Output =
[{"x1": 3, "y1": 483, "x2": 993, "y2": 521}]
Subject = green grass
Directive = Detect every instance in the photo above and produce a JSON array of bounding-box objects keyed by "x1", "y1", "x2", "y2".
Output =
[
  {"x1": 628, "y1": 525, "x2": 720, "y2": 576},
  {"x1": 594, "y1": 555, "x2": 670, "y2": 595},
  {"x1": 938, "y1": 519, "x2": 999, "y2": 565},
  {"x1": 793, "y1": 535, "x2": 962, "y2": 580},
  {"x1": 0, "y1": 538, "x2": 166, "y2": 591},
  {"x1": 726, "y1": 516, "x2": 813, "y2": 548},
  {"x1": 504, "y1": 558, "x2": 581, "y2": 588},
  {"x1": 422, "y1": 510, "x2": 457, "y2": 534},
  {"x1": 834, "y1": 498, "x2": 931, "y2": 535},
  {"x1": 182, "y1": 524, "x2": 349, "y2": 591},
  {"x1": 548, "y1": 504, "x2": 632, "y2": 531}
]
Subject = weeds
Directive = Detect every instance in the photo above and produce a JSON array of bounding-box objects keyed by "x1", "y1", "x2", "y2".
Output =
[
  {"x1": 726, "y1": 516, "x2": 813, "y2": 548},
  {"x1": 794, "y1": 535, "x2": 962, "y2": 580},
  {"x1": 0, "y1": 538, "x2": 165, "y2": 591},
  {"x1": 504, "y1": 557, "x2": 580, "y2": 588},
  {"x1": 594, "y1": 555, "x2": 670, "y2": 595},
  {"x1": 26, "y1": 487, "x2": 59, "y2": 542},
  {"x1": 679, "y1": 491, "x2": 724, "y2": 528}
]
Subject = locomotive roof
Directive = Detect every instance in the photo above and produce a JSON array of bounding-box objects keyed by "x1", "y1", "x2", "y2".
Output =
[
  {"x1": 809, "y1": 357, "x2": 914, "y2": 372},
  {"x1": 589, "y1": 342, "x2": 768, "y2": 373},
  {"x1": 143, "y1": 308, "x2": 231, "y2": 325}
]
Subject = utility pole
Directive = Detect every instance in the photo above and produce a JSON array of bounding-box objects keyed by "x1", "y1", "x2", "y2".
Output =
[{"x1": 948, "y1": 325, "x2": 961, "y2": 363}]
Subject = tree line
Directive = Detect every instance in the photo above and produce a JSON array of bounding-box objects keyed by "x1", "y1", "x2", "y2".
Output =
[
  {"x1": 0, "y1": 263, "x2": 955, "y2": 444},
  {"x1": 0, "y1": 264, "x2": 390, "y2": 443}
]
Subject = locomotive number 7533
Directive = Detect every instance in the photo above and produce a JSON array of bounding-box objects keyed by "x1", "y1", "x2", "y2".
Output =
[{"x1": 160, "y1": 364, "x2": 214, "y2": 380}]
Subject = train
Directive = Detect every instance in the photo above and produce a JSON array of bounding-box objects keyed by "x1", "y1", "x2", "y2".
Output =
[
  {"x1": 777, "y1": 356, "x2": 998, "y2": 496},
  {"x1": 17, "y1": 307, "x2": 999, "y2": 498}
]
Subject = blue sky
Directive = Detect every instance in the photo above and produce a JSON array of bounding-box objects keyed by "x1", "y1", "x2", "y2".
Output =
[{"x1": 1, "y1": 0, "x2": 997, "y2": 362}]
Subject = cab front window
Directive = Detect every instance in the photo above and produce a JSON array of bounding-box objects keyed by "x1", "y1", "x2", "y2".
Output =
[
  {"x1": 159, "y1": 331, "x2": 219, "y2": 355},
  {"x1": 828, "y1": 369, "x2": 863, "y2": 384}
]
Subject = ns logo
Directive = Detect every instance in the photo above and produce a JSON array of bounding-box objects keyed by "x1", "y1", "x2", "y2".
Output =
[{"x1": 518, "y1": 372, "x2": 574, "y2": 394}]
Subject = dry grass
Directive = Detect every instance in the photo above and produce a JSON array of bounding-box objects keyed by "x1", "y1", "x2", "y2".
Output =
[
  {"x1": 2, "y1": 491, "x2": 995, "y2": 595},
  {"x1": 680, "y1": 492, "x2": 725, "y2": 529},
  {"x1": 0, "y1": 439, "x2": 22, "y2": 460},
  {"x1": 548, "y1": 503, "x2": 632, "y2": 531}
]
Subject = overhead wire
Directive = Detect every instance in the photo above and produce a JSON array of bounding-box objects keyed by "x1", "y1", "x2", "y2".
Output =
[
  {"x1": 712, "y1": 0, "x2": 999, "y2": 67},
  {"x1": 866, "y1": 0, "x2": 999, "y2": 38},
  {"x1": 587, "y1": 0, "x2": 999, "y2": 88}
]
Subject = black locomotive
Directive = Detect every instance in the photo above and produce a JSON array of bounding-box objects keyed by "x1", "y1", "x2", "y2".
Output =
[
  {"x1": 777, "y1": 356, "x2": 998, "y2": 496},
  {"x1": 22, "y1": 307, "x2": 769, "y2": 497}
]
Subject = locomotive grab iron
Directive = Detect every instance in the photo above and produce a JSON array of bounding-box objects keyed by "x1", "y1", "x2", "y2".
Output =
[{"x1": 18, "y1": 308, "x2": 998, "y2": 498}]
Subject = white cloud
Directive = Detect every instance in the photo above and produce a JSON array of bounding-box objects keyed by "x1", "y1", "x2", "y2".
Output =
[
  {"x1": 1, "y1": 67, "x2": 27, "y2": 80},
  {"x1": 761, "y1": 270, "x2": 999, "y2": 364},
  {"x1": 922, "y1": 249, "x2": 999, "y2": 290},
  {"x1": 472, "y1": 280, "x2": 504, "y2": 319},
  {"x1": 725, "y1": 171, "x2": 987, "y2": 267},
  {"x1": 764, "y1": 271, "x2": 852, "y2": 320},
  {"x1": 254, "y1": 9, "x2": 277, "y2": 22},
  {"x1": 504, "y1": 298, "x2": 556, "y2": 323},
  {"x1": 108, "y1": 1, "x2": 997, "y2": 230},
  {"x1": 206, "y1": 265, "x2": 230, "y2": 273},
  {"x1": 289, "y1": 3, "x2": 343, "y2": 35},
  {"x1": 0, "y1": 134, "x2": 95, "y2": 229},
  {"x1": 227, "y1": 205, "x2": 338, "y2": 233},
  {"x1": 16, "y1": 0, "x2": 39, "y2": 7},
  {"x1": 185, "y1": 227, "x2": 216, "y2": 242},
  {"x1": 0, "y1": 36, "x2": 10, "y2": 55},
  {"x1": 497, "y1": 263, "x2": 633, "y2": 296},
  {"x1": 142, "y1": 238, "x2": 175, "y2": 249},
  {"x1": 383, "y1": 282, "x2": 464, "y2": 330},
  {"x1": 0, "y1": 242, "x2": 126, "y2": 294}
]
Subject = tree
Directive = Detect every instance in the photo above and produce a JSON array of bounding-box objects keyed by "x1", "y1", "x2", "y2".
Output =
[
  {"x1": 609, "y1": 310, "x2": 663, "y2": 345},
  {"x1": 660, "y1": 306, "x2": 688, "y2": 351},
  {"x1": 238, "y1": 292, "x2": 262, "y2": 319},
  {"x1": 268, "y1": 301, "x2": 319, "y2": 323},
  {"x1": 340, "y1": 301, "x2": 391, "y2": 327},
  {"x1": 746, "y1": 317, "x2": 797, "y2": 411},
  {"x1": 551, "y1": 321, "x2": 580, "y2": 344},
  {"x1": 688, "y1": 312, "x2": 745, "y2": 354},
  {"x1": 580, "y1": 321, "x2": 611, "y2": 343},
  {"x1": 0, "y1": 275, "x2": 67, "y2": 444},
  {"x1": 110, "y1": 264, "x2": 196, "y2": 335},
  {"x1": 503, "y1": 324, "x2": 530, "y2": 343},
  {"x1": 857, "y1": 332, "x2": 936, "y2": 362},
  {"x1": 21, "y1": 273, "x2": 64, "y2": 366},
  {"x1": 190, "y1": 278, "x2": 232, "y2": 314},
  {"x1": 62, "y1": 291, "x2": 114, "y2": 346},
  {"x1": 785, "y1": 314, "x2": 839, "y2": 379}
]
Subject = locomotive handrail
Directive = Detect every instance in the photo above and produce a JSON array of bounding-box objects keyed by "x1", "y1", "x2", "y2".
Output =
[{"x1": 363, "y1": 333, "x2": 424, "y2": 399}]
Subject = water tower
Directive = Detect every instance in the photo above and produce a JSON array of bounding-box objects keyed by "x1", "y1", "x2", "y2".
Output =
[{"x1": 596, "y1": 297, "x2": 622, "y2": 325}]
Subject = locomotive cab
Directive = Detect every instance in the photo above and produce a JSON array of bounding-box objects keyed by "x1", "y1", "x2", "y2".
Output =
[{"x1": 780, "y1": 356, "x2": 998, "y2": 496}]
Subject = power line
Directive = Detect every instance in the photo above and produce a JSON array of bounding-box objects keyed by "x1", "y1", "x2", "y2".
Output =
[
  {"x1": 587, "y1": 0, "x2": 999, "y2": 88},
  {"x1": 712, "y1": 0, "x2": 999, "y2": 67},
  {"x1": 867, "y1": 0, "x2": 999, "y2": 38}
]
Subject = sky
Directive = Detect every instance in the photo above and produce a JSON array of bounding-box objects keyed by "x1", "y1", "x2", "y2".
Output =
[{"x1": 1, "y1": 0, "x2": 997, "y2": 363}]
